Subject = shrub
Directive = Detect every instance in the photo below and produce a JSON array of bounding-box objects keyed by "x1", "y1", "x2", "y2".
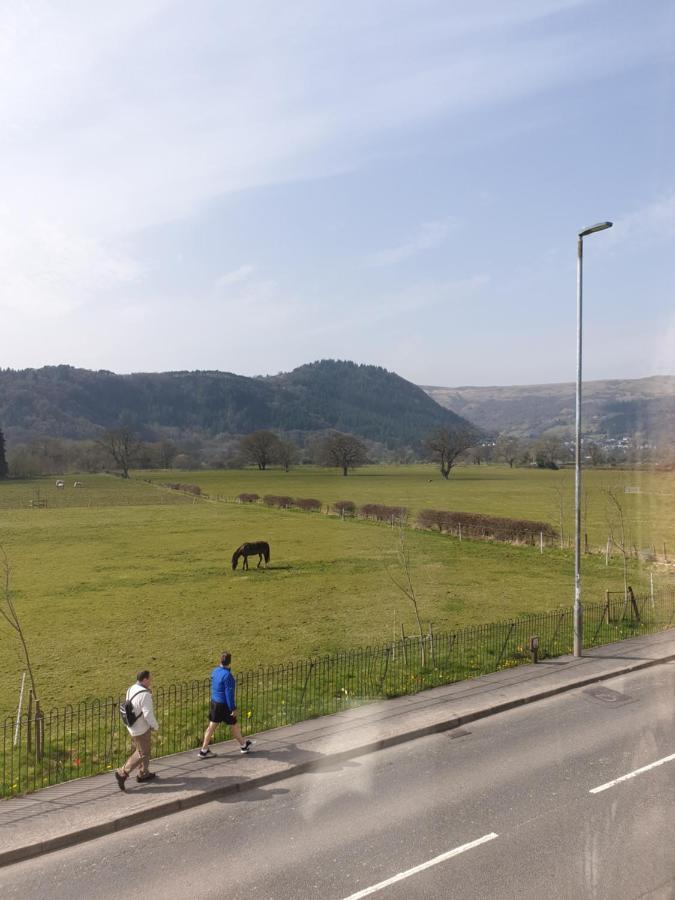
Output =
[
  {"x1": 163, "y1": 482, "x2": 202, "y2": 495},
  {"x1": 262, "y1": 495, "x2": 294, "y2": 508},
  {"x1": 416, "y1": 509, "x2": 557, "y2": 544},
  {"x1": 359, "y1": 504, "x2": 407, "y2": 524},
  {"x1": 295, "y1": 497, "x2": 322, "y2": 512},
  {"x1": 332, "y1": 500, "x2": 356, "y2": 517},
  {"x1": 235, "y1": 493, "x2": 259, "y2": 503}
]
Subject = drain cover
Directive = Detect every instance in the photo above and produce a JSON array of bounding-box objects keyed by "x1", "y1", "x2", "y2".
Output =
[{"x1": 583, "y1": 685, "x2": 634, "y2": 706}]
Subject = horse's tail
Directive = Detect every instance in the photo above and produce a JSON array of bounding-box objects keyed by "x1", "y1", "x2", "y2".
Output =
[
  {"x1": 232, "y1": 547, "x2": 242, "y2": 570},
  {"x1": 264, "y1": 543, "x2": 270, "y2": 563}
]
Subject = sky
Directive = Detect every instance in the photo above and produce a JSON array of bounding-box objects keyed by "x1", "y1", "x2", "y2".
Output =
[{"x1": 0, "y1": 0, "x2": 674, "y2": 387}]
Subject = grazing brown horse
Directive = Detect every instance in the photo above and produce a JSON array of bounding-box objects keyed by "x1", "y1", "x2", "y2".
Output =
[{"x1": 232, "y1": 541, "x2": 270, "y2": 570}]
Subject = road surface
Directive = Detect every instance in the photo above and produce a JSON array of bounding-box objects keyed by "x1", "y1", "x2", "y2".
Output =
[{"x1": 1, "y1": 663, "x2": 673, "y2": 899}]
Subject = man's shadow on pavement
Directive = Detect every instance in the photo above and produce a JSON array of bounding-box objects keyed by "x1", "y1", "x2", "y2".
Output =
[
  {"x1": 239, "y1": 742, "x2": 363, "y2": 775},
  {"x1": 125, "y1": 775, "x2": 290, "y2": 805},
  {"x1": 141, "y1": 742, "x2": 361, "y2": 797}
]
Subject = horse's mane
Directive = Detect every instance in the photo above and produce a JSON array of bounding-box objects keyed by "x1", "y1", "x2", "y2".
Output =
[{"x1": 231, "y1": 544, "x2": 245, "y2": 569}]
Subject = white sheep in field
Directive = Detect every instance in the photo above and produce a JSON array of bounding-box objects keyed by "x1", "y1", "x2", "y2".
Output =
[
  {"x1": 73, "y1": 481, "x2": 83, "y2": 487},
  {"x1": 55, "y1": 480, "x2": 65, "y2": 489}
]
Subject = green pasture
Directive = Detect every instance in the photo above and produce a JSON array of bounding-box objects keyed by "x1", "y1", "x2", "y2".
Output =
[
  {"x1": 1, "y1": 469, "x2": 670, "y2": 715},
  {"x1": 0, "y1": 474, "x2": 195, "y2": 511},
  {"x1": 144, "y1": 464, "x2": 675, "y2": 553}
]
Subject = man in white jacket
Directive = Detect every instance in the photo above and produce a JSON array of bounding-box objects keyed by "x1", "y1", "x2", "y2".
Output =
[{"x1": 115, "y1": 670, "x2": 160, "y2": 791}]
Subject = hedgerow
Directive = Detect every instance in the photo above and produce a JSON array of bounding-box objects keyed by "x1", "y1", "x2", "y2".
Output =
[
  {"x1": 416, "y1": 509, "x2": 557, "y2": 544},
  {"x1": 359, "y1": 503, "x2": 407, "y2": 524}
]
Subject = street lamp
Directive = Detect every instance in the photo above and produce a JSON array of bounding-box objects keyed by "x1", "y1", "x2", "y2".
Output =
[{"x1": 574, "y1": 220, "x2": 612, "y2": 657}]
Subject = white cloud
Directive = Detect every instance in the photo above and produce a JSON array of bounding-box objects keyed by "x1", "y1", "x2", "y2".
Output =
[
  {"x1": 302, "y1": 273, "x2": 491, "y2": 339},
  {"x1": 366, "y1": 218, "x2": 457, "y2": 267},
  {"x1": 0, "y1": 0, "x2": 670, "y2": 374},
  {"x1": 603, "y1": 192, "x2": 675, "y2": 248},
  {"x1": 0, "y1": 1, "x2": 658, "y2": 243},
  {"x1": 0, "y1": 210, "x2": 140, "y2": 317},
  {"x1": 214, "y1": 266, "x2": 256, "y2": 289}
]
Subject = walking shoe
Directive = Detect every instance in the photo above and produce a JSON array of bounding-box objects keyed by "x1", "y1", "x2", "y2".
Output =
[
  {"x1": 114, "y1": 770, "x2": 127, "y2": 792},
  {"x1": 240, "y1": 740, "x2": 253, "y2": 754},
  {"x1": 198, "y1": 748, "x2": 214, "y2": 759},
  {"x1": 136, "y1": 772, "x2": 158, "y2": 783}
]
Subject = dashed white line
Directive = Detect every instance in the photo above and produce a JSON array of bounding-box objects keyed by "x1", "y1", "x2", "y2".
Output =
[
  {"x1": 589, "y1": 752, "x2": 675, "y2": 794},
  {"x1": 341, "y1": 832, "x2": 499, "y2": 900}
]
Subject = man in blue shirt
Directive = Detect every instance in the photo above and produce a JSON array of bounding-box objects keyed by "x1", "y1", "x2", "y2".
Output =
[{"x1": 198, "y1": 651, "x2": 252, "y2": 758}]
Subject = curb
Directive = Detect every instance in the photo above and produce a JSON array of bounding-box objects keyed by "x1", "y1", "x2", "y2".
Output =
[{"x1": 2, "y1": 649, "x2": 674, "y2": 868}]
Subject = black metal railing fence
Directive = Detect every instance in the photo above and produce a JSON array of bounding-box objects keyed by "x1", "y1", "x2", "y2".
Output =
[{"x1": 2, "y1": 590, "x2": 672, "y2": 798}]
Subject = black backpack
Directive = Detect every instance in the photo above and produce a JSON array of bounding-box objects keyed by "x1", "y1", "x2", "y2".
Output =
[{"x1": 120, "y1": 688, "x2": 148, "y2": 727}]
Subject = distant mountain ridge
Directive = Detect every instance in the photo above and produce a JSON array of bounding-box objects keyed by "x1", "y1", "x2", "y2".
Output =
[
  {"x1": 422, "y1": 375, "x2": 675, "y2": 441},
  {"x1": 0, "y1": 360, "x2": 475, "y2": 449}
]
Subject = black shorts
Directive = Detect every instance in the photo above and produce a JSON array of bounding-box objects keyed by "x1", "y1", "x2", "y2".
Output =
[{"x1": 209, "y1": 700, "x2": 236, "y2": 725}]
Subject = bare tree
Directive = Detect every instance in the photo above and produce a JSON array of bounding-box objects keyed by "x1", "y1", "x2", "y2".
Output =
[
  {"x1": 424, "y1": 427, "x2": 474, "y2": 479},
  {"x1": 158, "y1": 440, "x2": 178, "y2": 469},
  {"x1": 534, "y1": 435, "x2": 569, "y2": 470},
  {"x1": 1, "y1": 548, "x2": 39, "y2": 702},
  {"x1": 313, "y1": 432, "x2": 368, "y2": 476},
  {"x1": 587, "y1": 442, "x2": 606, "y2": 467},
  {"x1": 604, "y1": 486, "x2": 632, "y2": 602},
  {"x1": 495, "y1": 434, "x2": 521, "y2": 468},
  {"x1": 276, "y1": 439, "x2": 300, "y2": 473},
  {"x1": 239, "y1": 430, "x2": 282, "y2": 471},
  {"x1": 551, "y1": 476, "x2": 572, "y2": 549},
  {"x1": 387, "y1": 527, "x2": 426, "y2": 664},
  {"x1": 466, "y1": 443, "x2": 485, "y2": 465},
  {"x1": 98, "y1": 426, "x2": 142, "y2": 478}
]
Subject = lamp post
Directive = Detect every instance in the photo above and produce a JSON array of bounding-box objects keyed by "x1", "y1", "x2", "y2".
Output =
[{"x1": 574, "y1": 221, "x2": 613, "y2": 657}]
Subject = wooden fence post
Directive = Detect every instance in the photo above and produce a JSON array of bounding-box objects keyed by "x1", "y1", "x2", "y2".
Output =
[
  {"x1": 602, "y1": 590, "x2": 611, "y2": 624},
  {"x1": 628, "y1": 586, "x2": 640, "y2": 622}
]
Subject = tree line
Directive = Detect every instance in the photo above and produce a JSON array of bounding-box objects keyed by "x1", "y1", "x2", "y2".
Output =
[{"x1": 0, "y1": 422, "x2": 671, "y2": 481}]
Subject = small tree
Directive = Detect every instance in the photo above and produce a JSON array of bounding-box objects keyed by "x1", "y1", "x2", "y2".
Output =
[
  {"x1": 495, "y1": 435, "x2": 521, "y2": 468},
  {"x1": 605, "y1": 486, "x2": 632, "y2": 602},
  {"x1": 0, "y1": 427, "x2": 8, "y2": 478},
  {"x1": 1, "y1": 548, "x2": 39, "y2": 702},
  {"x1": 239, "y1": 430, "x2": 282, "y2": 471},
  {"x1": 276, "y1": 439, "x2": 300, "y2": 473},
  {"x1": 98, "y1": 426, "x2": 142, "y2": 478},
  {"x1": 587, "y1": 442, "x2": 606, "y2": 467},
  {"x1": 314, "y1": 432, "x2": 368, "y2": 476},
  {"x1": 424, "y1": 427, "x2": 474, "y2": 479},
  {"x1": 551, "y1": 477, "x2": 572, "y2": 549},
  {"x1": 534, "y1": 435, "x2": 569, "y2": 470},
  {"x1": 387, "y1": 527, "x2": 426, "y2": 665},
  {"x1": 158, "y1": 440, "x2": 178, "y2": 469}
]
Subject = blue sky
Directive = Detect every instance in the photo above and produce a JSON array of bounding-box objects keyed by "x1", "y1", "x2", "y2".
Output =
[{"x1": 1, "y1": 0, "x2": 673, "y2": 386}]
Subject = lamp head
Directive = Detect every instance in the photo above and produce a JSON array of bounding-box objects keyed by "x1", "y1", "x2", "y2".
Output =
[{"x1": 579, "y1": 221, "x2": 613, "y2": 238}]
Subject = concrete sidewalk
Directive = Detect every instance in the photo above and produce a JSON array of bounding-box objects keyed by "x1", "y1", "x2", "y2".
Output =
[{"x1": 1, "y1": 629, "x2": 674, "y2": 868}]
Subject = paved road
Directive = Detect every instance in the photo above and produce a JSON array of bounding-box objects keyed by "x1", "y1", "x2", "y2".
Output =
[{"x1": 2, "y1": 663, "x2": 673, "y2": 899}]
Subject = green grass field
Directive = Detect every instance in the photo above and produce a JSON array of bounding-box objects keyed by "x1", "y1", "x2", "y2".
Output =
[
  {"x1": 1, "y1": 465, "x2": 672, "y2": 715},
  {"x1": 146, "y1": 463, "x2": 675, "y2": 552}
]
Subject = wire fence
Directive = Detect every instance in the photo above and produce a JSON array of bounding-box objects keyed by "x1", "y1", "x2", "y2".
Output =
[{"x1": 2, "y1": 590, "x2": 673, "y2": 798}]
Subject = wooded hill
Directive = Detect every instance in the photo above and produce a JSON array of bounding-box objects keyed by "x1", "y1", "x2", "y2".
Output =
[
  {"x1": 0, "y1": 360, "x2": 476, "y2": 449},
  {"x1": 423, "y1": 375, "x2": 675, "y2": 442}
]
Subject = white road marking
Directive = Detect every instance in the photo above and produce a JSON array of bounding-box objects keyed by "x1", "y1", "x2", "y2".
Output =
[
  {"x1": 589, "y1": 752, "x2": 675, "y2": 794},
  {"x1": 341, "y1": 832, "x2": 499, "y2": 900}
]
